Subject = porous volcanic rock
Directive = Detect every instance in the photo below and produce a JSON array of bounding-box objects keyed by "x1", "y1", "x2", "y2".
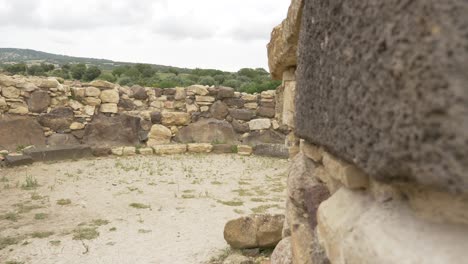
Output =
[
  {"x1": 83, "y1": 114, "x2": 141, "y2": 146},
  {"x1": 175, "y1": 118, "x2": 237, "y2": 144}
]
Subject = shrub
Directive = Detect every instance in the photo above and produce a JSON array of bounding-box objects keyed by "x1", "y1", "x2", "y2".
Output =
[
  {"x1": 70, "y1": 63, "x2": 86, "y2": 80},
  {"x1": 83, "y1": 66, "x2": 101, "y2": 81},
  {"x1": 3, "y1": 63, "x2": 27, "y2": 74},
  {"x1": 98, "y1": 73, "x2": 117, "y2": 83}
]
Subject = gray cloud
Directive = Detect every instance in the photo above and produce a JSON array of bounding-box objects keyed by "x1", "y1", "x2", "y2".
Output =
[{"x1": 153, "y1": 15, "x2": 218, "y2": 40}]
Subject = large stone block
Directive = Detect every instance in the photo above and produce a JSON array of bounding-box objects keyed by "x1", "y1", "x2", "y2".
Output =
[
  {"x1": 147, "y1": 124, "x2": 172, "y2": 146},
  {"x1": 161, "y1": 112, "x2": 190, "y2": 126},
  {"x1": 23, "y1": 145, "x2": 92, "y2": 162},
  {"x1": 100, "y1": 90, "x2": 119, "y2": 103},
  {"x1": 249, "y1": 119, "x2": 271, "y2": 130},
  {"x1": 83, "y1": 114, "x2": 141, "y2": 146},
  {"x1": 175, "y1": 119, "x2": 237, "y2": 144},
  {"x1": 253, "y1": 144, "x2": 289, "y2": 159},
  {"x1": 317, "y1": 188, "x2": 468, "y2": 264},
  {"x1": 296, "y1": 0, "x2": 468, "y2": 193},
  {"x1": 0, "y1": 115, "x2": 46, "y2": 151},
  {"x1": 153, "y1": 144, "x2": 187, "y2": 155},
  {"x1": 267, "y1": 0, "x2": 304, "y2": 79},
  {"x1": 38, "y1": 107, "x2": 74, "y2": 132},
  {"x1": 27, "y1": 90, "x2": 51, "y2": 113},
  {"x1": 229, "y1": 109, "x2": 255, "y2": 121}
]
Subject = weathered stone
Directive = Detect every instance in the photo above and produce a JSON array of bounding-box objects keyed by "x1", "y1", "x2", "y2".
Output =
[
  {"x1": 38, "y1": 78, "x2": 60, "y2": 89},
  {"x1": 122, "y1": 146, "x2": 137, "y2": 156},
  {"x1": 238, "y1": 145, "x2": 253, "y2": 156},
  {"x1": 212, "y1": 144, "x2": 236, "y2": 154},
  {"x1": 0, "y1": 115, "x2": 46, "y2": 151},
  {"x1": 175, "y1": 119, "x2": 237, "y2": 144},
  {"x1": 224, "y1": 98, "x2": 245, "y2": 108},
  {"x1": 83, "y1": 114, "x2": 141, "y2": 146},
  {"x1": 100, "y1": 90, "x2": 119, "y2": 104},
  {"x1": 261, "y1": 90, "x2": 276, "y2": 99},
  {"x1": 0, "y1": 75, "x2": 17, "y2": 87},
  {"x1": 23, "y1": 145, "x2": 92, "y2": 162},
  {"x1": 89, "y1": 80, "x2": 115, "y2": 89},
  {"x1": 210, "y1": 101, "x2": 229, "y2": 120},
  {"x1": 244, "y1": 103, "x2": 258, "y2": 110},
  {"x1": 111, "y1": 147, "x2": 124, "y2": 156},
  {"x1": 26, "y1": 90, "x2": 50, "y2": 113},
  {"x1": 175, "y1": 87, "x2": 186, "y2": 100},
  {"x1": 1, "y1": 86, "x2": 20, "y2": 98},
  {"x1": 257, "y1": 107, "x2": 276, "y2": 118},
  {"x1": 5, "y1": 154, "x2": 33, "y2": 167},
  {"x1": 282, "y1": 79, "x2": 295, "y2": 128},
  {"x1": 0, "y1": 96, "x2": 7, "y2": 110},
  {"x1": 138, "y1": 147, "x2": 154, "y2": 155},
  {"x1": 153, "y1": 144, "x2": 187, "y2": 155},
  {"x1": 70, "y1": 122, "x2": 85, "y2": 130},
  {"x1": 38, "y1": 107, "x2": 74, "y2": 132},
  {"x1": 196, "y1": 96, "x2": 215, "y2": 103},
  {"x1": 218, "y1": 87, "x2": 235, "y2": 99},
  {"x1": 229, "y1": 109, "x2": 255, "y2": 121},
  {"x1": 242, "y1": 130, "x2": 285, "y2": 146},
  {"x1": 69, "y1": 100, "x2": 83, "y2": 111},
  {"x1": 249, "y1": 119, "x2": 271, "y2": 130},
  {"x1": 267, "y1": 0, "x2": 303, "y2": 79},
  {"x1": 271, "y1": 237, "x2": 292, "y2": 264},
  {"x1": 147, "y1": 124, "x2": 172, "y2": 146},
  {"x1": 253, "y1": 144, "x2": 289, "y2": 159},
  {"x1": 84, "y1": 97, "x2": 102, "y2": 106},
  {"x1": 322, "y1": 152, "x2": 369, "y2": 189},
  {"x1": 150, "y1": 111, "x2": 162, "y2": 124},
  {"x1": 186, "y1": 104, "x2": 199, "y2": 114},
  {"x1": 91, "y1": 146, "x2": 111, "y2": 157},
  {"x1": 232, "y1": 119, "x2": 250, "y2": 134},
  {"x1": 129, "y1": 85, "x2": 147, "y2": 100},
  {"x1": 85, "y1": 87, "x2": 101, "y2": 97},
  {"x1": 118, "y1": 98, "x2": 136, "y2": 111},
  {"x1": 161, "y1": 112, "x2": 190, "y2": 126},
  {"x1": 187, "y1": 85, "x2": 209, "y2": 96},
  {"x1": 187, "y1": 143, "x2": 213, "y2": 153},
  {"x1": 224, "y1": 215, "x2": 284, "y2": 249},
  {"x1": 296, "y1": 0, "x2": 468, "y2": 193},
  {"x1": 8, "y1": 103, "x2": 29, "y2": 115},
  {"x1": 100, "y1": 103, "x2": 118, "y2": 113},
  {"x1": 47, "y1": 133, "x2": 80, "y2": 146},
  {"x1": 84, "y1": 105, "x2": 96, "y2": 116},
  {"x1": 242, "y1": 94, "x2": 258, "y2": 102},
  {"x1": 300, "y1": 140, "x2": 323, "y2": 162},
  {"x1": 163, "y1": 88, "x2": 176, "y2": 96}
]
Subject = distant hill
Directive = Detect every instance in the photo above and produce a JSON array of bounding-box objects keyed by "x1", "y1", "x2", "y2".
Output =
[{"x1": 0, "y1": 48, "x2": 188, "y2": 72}]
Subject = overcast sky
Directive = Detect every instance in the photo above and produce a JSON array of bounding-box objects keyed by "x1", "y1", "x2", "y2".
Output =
[{"x1": 0, "y1": 0, "x2": 290, "y2": 72}]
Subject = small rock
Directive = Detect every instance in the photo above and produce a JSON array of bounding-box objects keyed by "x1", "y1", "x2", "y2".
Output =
[
  {"x1": 70, "y1": 122, "x2": 85, "y2": 130},
  {"x1": 237, "y1": 145, "x2": 253, "y2": 156},
  {"x1": 249, "y1": 119, "x2": 271, "y2": 131}
]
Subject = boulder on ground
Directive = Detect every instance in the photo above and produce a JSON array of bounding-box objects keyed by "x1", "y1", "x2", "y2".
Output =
[
  {"x1": 224, "y1": 215, "x2": 284, "y2": 249},
  {"x1": 175, "y1": 118, "x2": 237, "y2": 144},
  {"x1": 83, "y1": 114, "x2": 141, "y2": 146},
  {"x1": 271, "y1": 237, "x2": 292, "y2": 264}
]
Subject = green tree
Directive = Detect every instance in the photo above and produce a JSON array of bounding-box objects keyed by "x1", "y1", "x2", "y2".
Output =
[
  {"x1": 83, "y1": 66, "x2": 102, "y2": 81},
  {"x1": 70, "y1": 63, "x2": 87, "y2": 80},
  {"x1": 27, "y1": 65, "x2": 46, "y2": 76},
  {"x1": 3, "y1": 63, "x2": 27, "y2": 74},
  {"x1": 199, "y1": 76, "x2": 216, "y2": 86},
  {"x1": 112, "y1": 66, "x2": 128, "y2": 77},
  {"x1": 98, "y1": 73, "x2": 117, "y2": 83},
  {"x1": 135, "y1": 64, "x2": 155, "y2": 78}
]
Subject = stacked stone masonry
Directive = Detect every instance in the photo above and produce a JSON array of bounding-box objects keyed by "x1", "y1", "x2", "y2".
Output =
[
  {"x1": 0, "y1": 74, "x2": 291, "y2": 156},
  {"x1": 269, "y1": 0, "x2": 468, "y2": 263}
]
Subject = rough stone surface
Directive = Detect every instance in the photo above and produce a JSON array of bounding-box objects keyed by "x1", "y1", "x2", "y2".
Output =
[
  {"x1": 23, "y1": 145, "x2": 92, "y2": 162},
  {"x1": 212, "y1": 144, "x2": 235, "y2": 154},
  {"x1": 210, "y1": 101, "x2": 229, "y2": 120},
  {"x1": 249, "y1": 119, "x2": 271, "y2": 131},
  {"x1": 0, "y1": 115, "x2": 46, "y2": 151},
  {"x1": 89, "y1": 80, "x2": 115, "y2": 89},
  {"x1": 27, "y1": 90, "x2": 50, "y2": 113},
  {"x1": 237, "y1": 145, "x2": 253, "y2": 156},
  {"x1": 271, "y1": 237, "x2": 292, "y2": 264},
  {"x1": 242, "y1": 130, "x2": 285, "y2": 146},
  {"x1": 296, "y1": 0, "x2": 468, "y2": 194},
  {"x1": 161, "y1": 112, "x2": 190, "y2": 126},
  {"x1": 187, "y1": 143, "x2": 213, "y2": 153},
  {"x1": 317, "y1": 188, "x2": 468, "y2": 264},
  {"x1": 153, "y1": 144, "x2": 187, "y2": 155},
  {"x1": 2, "y1": 86, "x2": 21, "y2": 98},
  {"x1": 223, "y1": 254, "x2": 253, "y2": 264},
  {"x1": 224, "y1": 215, "x2": 284, "y2": 249},
  {"x1": 147, "y1": 125, "x2": 173, "y2": 146},
  {"x1": 175, "y1": 119, "x2": 237, "y2": 144},
  {"x1": 47, "y1": 134, "x2": 80, "y2": 146},
  {"x1": 38, "y1": 107, "x2": 74, "y2": 132},
  {"x1": 131, "y1": 85, "x2": 148, "y2": 100},
  {"x1": 100, "y1": 103, "x2": 118, "y2": 113},
  {"x1": 267, "y1": 0, "x2": 304, "y2": 79},
  {"x1": 229, "y1": 109, "x2": 255, "y2": 121},
  {"x1": 83, "y1": 114, "x2": 141, "y2": 146},
  {"x1": 232, "y1": 119, "x2": 250, "y2": 134},
  {"x1": 218, "y1": 87, "x2": 235, "y2": 99},
  {"x1": 100, "y1": 90, "x2": 119, "y2": 104},
  {"x1": 257, "y1": 107, "x2": 276, "y2": 118},
  {"x1": 253, "y1": 144, "x2": 289, "y2": 159},
  {"x1": 4, "y1": 154, "x2": 33, "y2": 167}
]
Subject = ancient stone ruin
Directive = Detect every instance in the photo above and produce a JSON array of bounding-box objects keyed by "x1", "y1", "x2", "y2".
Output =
[{"x1": 267, "y1": 0, "x2": 468, "y2": 263}]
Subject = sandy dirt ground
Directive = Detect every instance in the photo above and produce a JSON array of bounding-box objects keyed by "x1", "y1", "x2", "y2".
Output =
[{"x1": 0, "y1": 154, "x2": 288, "y2": 264}]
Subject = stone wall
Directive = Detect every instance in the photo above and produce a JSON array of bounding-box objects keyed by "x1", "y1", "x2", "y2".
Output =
[
  {"x1": 269, "y1": 0, "x2": 468, "y2": 263},
  {"x1": 0, "y1": 74, "x2": 288, "y2": 154}
]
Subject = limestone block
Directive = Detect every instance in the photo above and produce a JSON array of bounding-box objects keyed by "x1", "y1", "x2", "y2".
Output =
[
  {"x1": 100, "y1": 103, "x2": 118, "y2": 113},
  {"x1": 161, "y1": 112, "x2": 190, "y2": 126},
  {"x1": 147, "y1": 124, "x2": 172, "y2": 146},
  {"x1": 244, "y1": 102, "x2": 258, "y2": 110},
  {"x1": 83, "y1": 105, "x2": 95, "y2": 116},
  {"x1": 38, "y1": 78, "x2": 60, "y2": 89},
  {"x1": 322, "y1": 152, "x2": 369, "y2": 189},
  {"x1": 195, "y1": 96, "x2": 216, "y2": 103},
  {"x1": 187, "y1": 85, "x2": 209, "y2": 96},
  {"x1": 187, "y1": 143, "x2": 213, "y2": 153},
  {"x1": 282, "y1": 81, "x2": 296, "y2": 128},
  {"x1": 317, "y1": 188, "x2": 468, "y2": 264},
  {"x1": 100, "y1": 90, "x2": 119, "y2": 104},
  {"x1": 242, "y1": 94, "x2": 258, "y2": 102},
  {"x1": 237, "y1": 145, "x2": 253, "y2": 156},
  {"x1": 153, "y1": 144, "x2": 187, "y2": 155},
  {"x1": 1, "y1": 86, "x2": 20, "y2": 98},
  {"x1": 70, "y1": 122, "x2": 85, "y2": 130},
  {"x1": 122, "y1": 146, "x2": 137, "y2": 156},
  {"x1": 175, "y1": 87, "x2": 186, "y2": 100},
  {"x1": 89, "y1": 80, "x2": 115, "y2": 89},
  {"x1": 249, "y1": 119, "x2": 271, "y2": 130},
  {"x1": 111, "y1": 147, "x2": 124, "y2": 156},
  {"x1": 186, "y1": 104, "x2": 199, "y2": 114},
  {"x1": 85, "y1": 87, "x2": 101, "y2": 97},
  {"x1": 84, "y1": 97, "x2": 102, "y2": 106},
  {"x1": 138, "y1": 147, "x2": 154, "y2": 155},
  {"x1": 68, "y1": 100, "x2": 83, "y2": 111}
]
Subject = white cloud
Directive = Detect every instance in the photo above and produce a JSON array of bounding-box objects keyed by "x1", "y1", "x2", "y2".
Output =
[{"x1": 0, "y1": 0, "x2": 291, "y2": 71}]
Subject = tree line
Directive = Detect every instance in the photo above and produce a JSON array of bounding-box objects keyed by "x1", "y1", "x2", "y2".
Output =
[{"x1": 1, "y1": 63, "x2": 281, "y2": 94}]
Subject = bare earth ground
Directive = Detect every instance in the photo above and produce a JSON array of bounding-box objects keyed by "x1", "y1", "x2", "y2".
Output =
[{"x1": 0, "y1": 154, "x2": 288, "y2": 264}]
